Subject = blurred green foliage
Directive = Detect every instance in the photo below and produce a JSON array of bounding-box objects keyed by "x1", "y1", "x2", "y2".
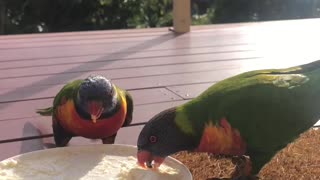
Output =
[{"x1": 1, "y1": 0, "x2": 320, "y2": 35}]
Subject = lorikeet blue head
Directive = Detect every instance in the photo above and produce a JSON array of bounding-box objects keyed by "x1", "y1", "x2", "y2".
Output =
[
  {"x1": 77, "y1": 75, "x2": 117, "y2": 123},
  {"x1": 137, "y1": 107, "x2": 196, "y2": 168}
]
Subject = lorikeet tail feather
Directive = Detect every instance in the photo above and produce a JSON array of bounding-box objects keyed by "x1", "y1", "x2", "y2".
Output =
[{"x1": 36, "y1": 107, "x2": 53, "y2": 116}]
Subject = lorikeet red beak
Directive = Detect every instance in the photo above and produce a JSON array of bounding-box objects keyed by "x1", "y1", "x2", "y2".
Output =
[
  {"x1": 88, "y1": 101, "x2": 104, "y2": 123},
  {"x1": 137, "y1": 150, "x2": 165, "y2": 169}
]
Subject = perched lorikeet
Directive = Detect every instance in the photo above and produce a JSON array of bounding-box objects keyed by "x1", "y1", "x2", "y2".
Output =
[
  {"x1": 37, "y1": 75, "x2": 133, "y2": 147},
  {"x1": 137, "y1": 60, "x2": 320, "y2": 179}
]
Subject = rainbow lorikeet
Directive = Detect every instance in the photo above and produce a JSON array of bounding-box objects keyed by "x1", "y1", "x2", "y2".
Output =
[
  {"x1": 37, "y1": 75, "x2": 133, "y2": 147},
  {"x1": 137, "y1": 60, "x2": 320, "y2": 179}
]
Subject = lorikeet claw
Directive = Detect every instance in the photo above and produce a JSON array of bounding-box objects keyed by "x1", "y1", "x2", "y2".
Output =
[
  {"x1": 146, "y1": 161, "x2": 153, "y2": 168},
  {"x1": 231, "y1": 156, "x2": 253, "y2": 179},
  {"x1": 102, "y1": 133, "x2": 117, "y2": 144}
]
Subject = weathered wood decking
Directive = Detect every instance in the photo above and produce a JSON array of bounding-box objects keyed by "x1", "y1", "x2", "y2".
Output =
[{"x1": 1, "y1": 18, "x2": 320, "y2": 161}]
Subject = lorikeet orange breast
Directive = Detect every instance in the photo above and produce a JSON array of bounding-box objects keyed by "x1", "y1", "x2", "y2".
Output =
[{"x1": 55, "y1": 91, "x2": 127, "y2": 139}]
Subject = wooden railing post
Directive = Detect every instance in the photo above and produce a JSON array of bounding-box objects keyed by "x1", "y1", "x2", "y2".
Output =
[{"x1": 172, "y1": 0, "x2": 191, "y2": 33}]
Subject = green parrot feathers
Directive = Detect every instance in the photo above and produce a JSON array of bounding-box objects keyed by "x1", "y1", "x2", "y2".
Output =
[
  {"x1": 193, "y1": 60, "x2": 320, "y2": 105},
  {"x1": 36, "y1": 107, "x2": 53, "y2": 116},
  {"x1": 175, "y1": 60, "x2": 320, "y2": 142},
  {"x1": 52, "y1": 79, "x2": 83, "y2": 108},
  {"x1": 172, "y1": 60, "x2": 320, "y2": 174},
  {"x1": 137, "y1": 60, "x2": 320, "y2": 176},
  {"x1": 204, "y1": 61, "x2": 315, "y2": 95},
  {"x1": 36, "y1": 79, "x2": 83, "y2": 117}
]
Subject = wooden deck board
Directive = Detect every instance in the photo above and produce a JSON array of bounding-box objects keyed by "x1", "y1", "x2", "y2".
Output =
[
  {"x1": 0, "y1": 51, "x2": 261, "y2": 79},
  {"x1": 167, "y1": 82, "x2": 214, "y2": 99},
  {"x1": 0, "y1": 37, "x2": 259, "y2": 62},
  {"x1": 0, "y1": 88, "x2": 182, "y2": 120},
  {"x1": 0, "y1": 21, "x2": 319, "y2": 62},
  {"x1": 0, "y1": 32, "x2": 255, "y2": 50},
  {"x1": 0, "y1": 56, "x2": 262, "y2": 91},
  {"x1": 0, "y1": 69, "x2": 241, "y2": 103},
  {"x1": 0, "y1": 44, "x2": 256, "y2": 69},
  {"x1": 1, "y1": 57, "x2": 316, "y2": 102},
  {"x1": 1, "y1": 18, "x2": 320, "y2": 160},
  {"x1": 0, "y1": 137, "x2": 51, "y2": 160},
  {"x1": 1, "y1": 22, "x2": 320, "y2": 62},
  {"x1": 0, "y1": 125, "x2": 143, "y2": 160},
  {"x1": 0, "y1": 100, "x2": 188, "y2": 142}
]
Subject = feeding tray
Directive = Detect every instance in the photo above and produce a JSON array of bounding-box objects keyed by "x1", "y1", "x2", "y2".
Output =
[{"x1": 0, "y1": 144, "x2": 192, "y2": 180}]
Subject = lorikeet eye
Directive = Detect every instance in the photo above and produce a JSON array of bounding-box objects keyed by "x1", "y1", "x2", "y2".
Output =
[{"x1": 149, "y1": 136, "x2": 157, "y2": 143}]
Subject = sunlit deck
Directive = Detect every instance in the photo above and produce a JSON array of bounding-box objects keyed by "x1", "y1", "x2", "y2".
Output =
[{"x1": 1, "y1": 18, "x2": 320, "y2": 160}]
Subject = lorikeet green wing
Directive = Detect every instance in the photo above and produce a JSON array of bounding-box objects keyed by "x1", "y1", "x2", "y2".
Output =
[
  {"x1": 137, "y1": 60, "x2": 320, "y2": 178},
  {"x1": 122, "y1": 91, "x2": 133, "y2": 127},
  {"x1": 36, "y1": 79, "x2": 83, "y2": 116},
  {"x1": 102, "y1": 89, "x2": 133, "y2": 144},
  {"x1": 37, "y1": 79, "x2": 83, "y2": 146}
]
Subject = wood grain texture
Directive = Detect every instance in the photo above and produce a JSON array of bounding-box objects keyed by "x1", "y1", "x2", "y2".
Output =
[
  {"x1": 0, "y1": 44, "x2": 256, "y2": 69},
  {"x1": 0, "y1": 88, "x2": 182, "y2": 120},
  {"x1": 1, "y1": 57, "x2": 316, "y2": 103},
  {"x1": 0, "y1": 125, "x2": 143, "y2": 160},
  {"x1": 0, "y1": 68, "x2": 242, "y2": 103},
  {"x1": 0, "y1": 100, "x2": 188, "y2": 142},
  {"x1": 167, "y1": 82, "x2": 214, "y2": 99},
  {"x1": 0, "y1": 51, "x2": 261, "y2": 79}
]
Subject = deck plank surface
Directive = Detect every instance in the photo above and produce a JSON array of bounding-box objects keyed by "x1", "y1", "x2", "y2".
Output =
[
  {"x1": 0, "y1": 125, "x2": 143, "y2": 160},
  {"x1": 0, "y1": 88, "x2": 182, "y2": 120},
  {"x1": 1, "y1": 18, "x2": 320, "y2": 160},
  {"x1": 0, "y1": 100, "x2": 188, "y2": 142}
]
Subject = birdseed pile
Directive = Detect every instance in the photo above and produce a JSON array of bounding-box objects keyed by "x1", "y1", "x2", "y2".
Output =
[{"x1": 173, "y1": 128, "x2": 320, "y2": 180}]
